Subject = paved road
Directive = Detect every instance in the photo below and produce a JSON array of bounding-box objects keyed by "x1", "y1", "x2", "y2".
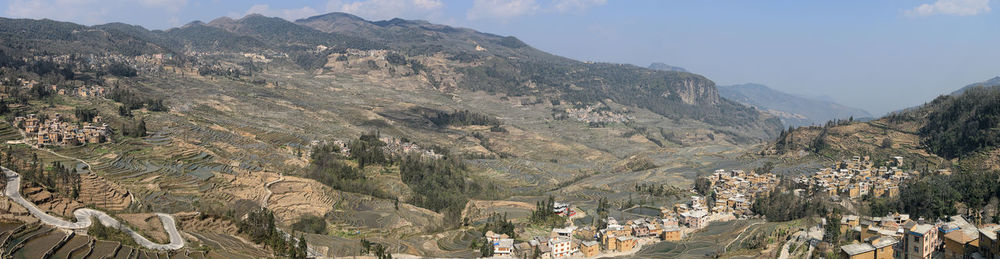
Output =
[{"x1": 2, "y1": 166, "x2": 184, "y2": 250}]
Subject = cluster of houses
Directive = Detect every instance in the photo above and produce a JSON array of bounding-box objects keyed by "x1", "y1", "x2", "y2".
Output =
[
  {"x1": 13, "y1": 113, "x2": 109, "y2": 147},
  {"x1": 488, "y1": 215, "x2": 686, "y2": 259},
  {"x1": 11, "y1": 77, "x2": 107, "y2": 98},
  {"x1": 377, "y1": 136, "x2": 443, "y2": 159},
  {"x1": 692, "y1": 169, "x2": 780, "y2": 216},
  {"x1": 795, "y1": 156, "x2": 913, "y2": 200},
  {"x1": 838, "y1": 213, "x2": 1000, "y2": 259},
  {"x1": 562, "y1": 105, "x2": 634, "y2": 124},
  {"x1": 311, "y1": 136, "x2": 443, "y2": 160},
  {"x1": 488, "y1": 193, "x2": 750, "y2": 259}
]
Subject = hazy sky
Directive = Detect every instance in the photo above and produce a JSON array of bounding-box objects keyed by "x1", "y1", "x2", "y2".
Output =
[{"x1": 3, "y1": 0, "x2": 999, "y2": 115}]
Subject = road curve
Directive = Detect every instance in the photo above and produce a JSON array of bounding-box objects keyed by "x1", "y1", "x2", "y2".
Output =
[{"x1": 2, "y1": 166, "x2": 184, "y2": 250}]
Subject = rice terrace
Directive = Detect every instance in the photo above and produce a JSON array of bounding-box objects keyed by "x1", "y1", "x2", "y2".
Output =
[{"x1": 1, "y1": 1, "x2": 1000, "y2": 259}]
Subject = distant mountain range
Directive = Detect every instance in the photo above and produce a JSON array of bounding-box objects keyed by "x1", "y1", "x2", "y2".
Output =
[
  {"x1": 717, "y1": 83, "x2": 872, "y2": 127},
  {"x1": 647, "y1": 63, "x2": 687, "y2": 72}
]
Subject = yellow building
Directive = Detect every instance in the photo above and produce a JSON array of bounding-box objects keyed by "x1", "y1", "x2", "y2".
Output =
[
  {"x1": 580, "y1": 241, "x2": 599, "y2": 257},
  {"x1": 944, "y1": 229, "x2": 979, "y2": 259},
  {"x1": 662, "y1": 227, "x2": 682, "y2": 241},
  {"x1": 841, "y1": 243, "x2": 876, "y2": 259}
]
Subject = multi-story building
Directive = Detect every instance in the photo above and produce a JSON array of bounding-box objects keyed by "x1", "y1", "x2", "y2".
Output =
[{"x1": 905, "y1": 224, "x2": 938, "y2": 259}]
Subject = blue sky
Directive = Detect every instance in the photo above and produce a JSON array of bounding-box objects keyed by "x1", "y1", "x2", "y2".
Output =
[{"x1": 2, "y1": 0, "x2": 998, "y2": 115}]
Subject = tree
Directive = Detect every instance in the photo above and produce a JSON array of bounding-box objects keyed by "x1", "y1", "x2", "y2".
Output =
[
  {"x1": 694, "y1": 177, "x2": 712, "y2": 196},
  {"x1": 296, "y1": 234, "x2": 308, "y2": 259},
  {"x1": 480, "y1": 238, "x2": 494, "y2": 257},
  {"x1": 881, "y1": 138, "x2": 893, "y2": 149},
  {"x1": 824, "y1": 213, "x2": 841, "y2": 245}
]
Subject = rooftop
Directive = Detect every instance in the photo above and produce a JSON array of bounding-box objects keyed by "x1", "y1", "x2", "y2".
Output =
[
  {"x1": 872, "y1": 236, "x2": 898, "y2": 248},
  {"x1": 910, "y1": 224, "x2": 935, "y2": 235},
  {"x1": 841, "y1": 243, "x2": 875, "y2": 255},
  {"x1": 945, "y1": 229, "x2": 978, "y2": 244}
]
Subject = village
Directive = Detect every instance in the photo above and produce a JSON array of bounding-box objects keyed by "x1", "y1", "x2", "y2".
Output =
[
  {"x1": 794, "y1": 156, "x2": 918, "y2": 200},
  {"x1": 480, "y1": 168, "x2": 782, "y2": 258},
  {"x1": 12, "y1": 113, "x2": 110, "y2": 147},
  {"x1": 835, "y1": 212, "x2": 1000, "y2": 259},
  {"x1": 478, "y1": 157, "x2": 976, "y2": 259}
]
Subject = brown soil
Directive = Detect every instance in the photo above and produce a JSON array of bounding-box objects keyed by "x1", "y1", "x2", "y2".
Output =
[
  {"x1": 0, "y1": 197, "x2": 39, "y2": 224},
  {"x1": 78, "y1": 172, "x2": 132, "y2": 211},
  {"x1": 118, "y1": 213, "x2": 169, "y2": 243},
  {"x1": 267, "y1": 175, "x2": 338, "y2": 223},
  {"x1": 174, "y1": 212, "x2": 239, "y2": 234},
  {"x1": 22, "y1": 184, "x2": 84, "y2": 218}
]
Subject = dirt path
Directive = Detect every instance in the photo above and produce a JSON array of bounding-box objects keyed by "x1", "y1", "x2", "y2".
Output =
[
  {"x1": 2, "y1": 166, "x2": 185, "y2": 250},
  {"x1": 262, "y1": 173, "x2": 283, "y2": 207}
]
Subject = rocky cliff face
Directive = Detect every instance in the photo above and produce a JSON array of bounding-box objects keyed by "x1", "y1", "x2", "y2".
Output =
[{"x1": 674, "y1": 78, "x2": 719, "y2": 106}]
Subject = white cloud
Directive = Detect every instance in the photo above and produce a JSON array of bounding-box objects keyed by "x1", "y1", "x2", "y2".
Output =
[
  {"x1": 244, "y1": 4, "x2": 320, "y2": 21},
  {"x1": 905, "y1": 0, "x2": 991, "y2": 17},
  {"x1": 552, "y1": 0, "x2": 606, "y2": 13},
  {"x1": 466, "y1": 0, "x2": 540, "y2": 21},
  {"x1": 327, "y1": 0, "x2": 445, "y2": 21}
]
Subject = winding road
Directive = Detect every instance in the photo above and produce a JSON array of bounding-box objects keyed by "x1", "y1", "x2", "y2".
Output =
[{"x1": 2, "y1": 166, "x2": 185, "y2": 250}]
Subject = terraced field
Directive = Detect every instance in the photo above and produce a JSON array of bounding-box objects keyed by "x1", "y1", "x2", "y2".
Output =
[
  {"x1": 628, "y1": 220, "x2": 763, "y2": 258},
  {"x1": 0, "y1": 220, "x2": 209, "y2": 259}
]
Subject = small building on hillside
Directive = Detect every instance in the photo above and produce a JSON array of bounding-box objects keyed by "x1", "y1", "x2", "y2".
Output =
[{"x1": 580, "y1": 241, "x2": 599, "y2": 257}]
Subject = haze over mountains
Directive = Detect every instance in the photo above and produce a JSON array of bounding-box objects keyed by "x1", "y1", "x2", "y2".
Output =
[
  {"x1": 1, "y1": 4, "x2": 1000, "y2": 258},
  {"x1": 718, "y1": 83, "x2": 872, "y2": 127}
]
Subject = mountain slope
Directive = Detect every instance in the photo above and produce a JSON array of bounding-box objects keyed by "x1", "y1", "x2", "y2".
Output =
[
  {"x1": 718, "y1": 83, "x2": 872, "y2": 127},
  {"x1": 648, "y1": 62, "x2": 687, "y2": 72},
  {"x1": 950, "y1": 76, "x2": 1000, "y2": 95},
  {"x1": 763, "y1": 78, "x2": 1000, "y2": 171}
]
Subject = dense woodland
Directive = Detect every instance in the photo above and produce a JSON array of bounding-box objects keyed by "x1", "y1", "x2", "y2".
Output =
[
  {"x1": 919, "y1": 87, "x2": 1000, "y2": 159},
  {"x1": 427, "y1": 109, "x2": 501, "y2": 127},
  {"x1": 236, "y1": 208, "x2": 309, "y2": 259},
  {"x1": 307, "y1": 134, "x2": 482, "y2": 224}
]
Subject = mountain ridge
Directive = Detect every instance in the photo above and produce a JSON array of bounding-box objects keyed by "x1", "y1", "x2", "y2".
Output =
[{"x1": 718, "y1": 83, "x2": 871, "y2": 127}]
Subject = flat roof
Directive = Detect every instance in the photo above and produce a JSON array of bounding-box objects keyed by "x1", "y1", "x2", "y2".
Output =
[
  {"x1": 872, "y1": 236, "x2": 898, "y2": 248},
  {"x1": 841, "y1": 243, "x2": 875, "y2": 255},
  {"x1": 945, "y1": 229, "x2": 978, "y2": 244},
  {"x1": 910, "y1": 224, "x2": 935, "y2": 235}
]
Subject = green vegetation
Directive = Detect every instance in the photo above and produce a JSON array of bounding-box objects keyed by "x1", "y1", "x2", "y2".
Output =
[
  {"x1": 480, "y1": 212, "x2": 515, "y2": 237},
  {"x1": 307, "y1": 142, "x2": 389, "y2": 198},
  {"x1": 427, "y1": 110, "x2": 501, "y2": 127},
  {"x1": 348, "y1": 134, "x2": 390, "y2": 168},
  {"x1": 823, "y1": 213, "x2": 841, "y2": 245},
  {"x1": 751, "y1": 188, "x2": 830, "y2": 222},
  {"x1": 867, "y1": 170, "x2": 1000, "y2": 220},
  {"x1": 400, "y1": 152, "x2": 477, "y2": 222},
  {"x1": 360, "y1": 239, "x2": 393, "y2": 259},
  {"x1": 108, "y1": 87, "x2": 169, "y2": 112},
  {"x1": 529, "y1": 196, "x2": 565, "y2": 227},
  {"x1": 920, "y1": 87, "x2": 1000, "y2": 159},
  {"x1": 73, "y1": 107, "x2": 99, "y2": 122},
  {"x1": 107, "y1": 63, "x2": 137, "y2": 77},
  {"x1": 236, "y1": 208, "x2": 308, "y2": 259},
  {"x1": 291, "y1": 214, "x2": 328, "y2": 235},
  {"x1": 634, "y1": 183, "x2": 683, "y2": 198},
  {"x1": 88, "y1": 222, "x2": 139, "y2": 247},
  {"x1": 120, "y1": 118, "x2": 147, "y2": 138}
]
